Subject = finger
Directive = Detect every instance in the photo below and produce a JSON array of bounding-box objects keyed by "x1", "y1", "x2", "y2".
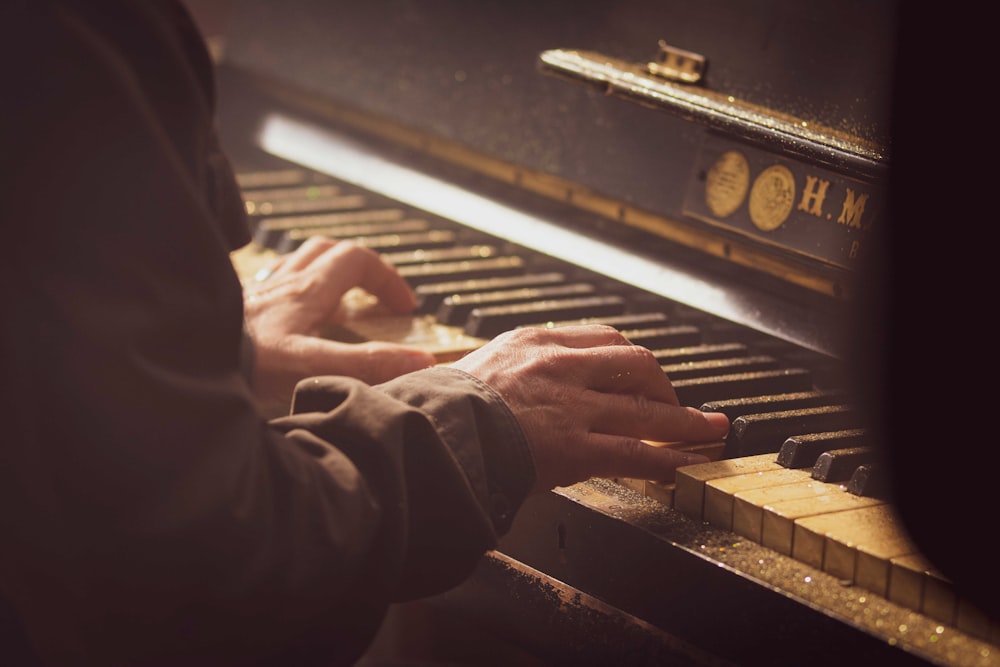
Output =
[
  {"x1": 550, "y1": 433, "x2": 712, "y2": 489},
  {"x1": 309, "y1": 242, "x2": 417, "y2": 314},
  {"x1": 270, "y1": 236, "x2": 340, "y2": 275},
  {"x1": 585, "y1": 393, "x2": 730, "y2": 443},
  {"x1": 579, "y1": 343, "x2": 679, "y2": 404},
  {"x1": 289, "y1": 335, "x2": 436, "y2": 385},
  {"x1": 499, "y1": 323, "x2": 631, "y2": 349}
]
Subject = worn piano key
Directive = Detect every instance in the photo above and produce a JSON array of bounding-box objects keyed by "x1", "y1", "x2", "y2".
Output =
[
  {"x1": 672, "y1": 453, "x2": 785, "y2": 520},
  {"x1": 618, "y1": 325, "x2": 700, "y2": 350},
  {"x1": 672, "y1": 368, "x2": 814, "y2": 412},
  {"x1": 380, "y1": 244, "x2": 501, "y2": 267},
  {"x1": 242, "y1": 183, "x2": 342, "y2": 214},
  {"x1": 759, "y1": 488, "x2": 884, "y2": 556},
  {"x1": 845, "y1": 462, "x2": 889, "y2": 498},
  {"x1": 887, "y1": 553, "x2": 942, "y2": 616},
  {"x1": 856, "y1": 540, "x2": 924, "y2": 599},
  {"x1": 651, "y1": 342, "x2": 748, "y2": 365},
  {"x1": 517, "y1": 311, "x2": 670, "y2": 331},
  {"x1": 640, "y1": 478, "x2": 675, "y2": 507},
  {"x1": 923, "y1": 566, "x2": 960, "y2": 626},
  {"x1": 250, "y1": 193, "x2": 369, "y2": 218},
  {"x1": 464, "y1": 295, "x2": 627, "y2": 338},
  {"x1": 779, "y1": 347, "x2": 846, "y2": 390},
  {"x1": 353, "y1": 229, "x2": 458, "y2": 253},
  {"x1": 413, "y1": 272, "x2": 567, "y2": 314},
  {"x1": 811, "y1": 446, "x2": 876, "y2": 483},
  {"x1": 775, "y1": 428, "x2": 868, "y2": 468},
  {"x1": 235, "y1": 167, "x2": 331, "y2": 189},
  {"x1": 699, "y1": 389, "x2": 848, "y2": 424},
  {"x1": 397, "y1": 256, "x2": 526, "y2": 288},
  {"x1": 728, "y1": 404, "x2": 858, "y2": 457},
  {"x1": 252, "y1": 208, "x2": 406, "y2": 247},
  {"x1": 621, "y1": 291, "x2": 678, "y2": 316},
  {"x1": 792, "y1": 504, "x2": 916, "y2": 584},
  {"x1": 661, "y1": 355, "x2": 779, "y2": 382},
  {"x1": 436, "y1": 283, "x2": 596, "y2": 327},
  {"x1": 616, "y1": 440, "x2": 726, "y2": 507},
  {"x1": 678, "y1": 440, "x2": 727, "y2": 461},
  {"x1": 704, "y1": 467, "x2": 823, "y2": 530},
  {"x1": 730, "y1": 478, "x2": 842, "y2": 543},
  {"x1": 700, "y1": 319, "x2": 779, "y2": 347},
  {"x1": 277, "y1": 219, "x2": 433, "y2": 253}
]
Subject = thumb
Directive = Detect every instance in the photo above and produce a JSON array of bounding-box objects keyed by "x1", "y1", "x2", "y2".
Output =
[{"x1": 300, "y1": 337, "x2": 437, "y2": 385}]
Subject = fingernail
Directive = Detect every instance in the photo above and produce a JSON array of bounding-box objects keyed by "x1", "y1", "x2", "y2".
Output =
[{"x1": 705, "y1": 411, "x2": 730, "y2": 434}]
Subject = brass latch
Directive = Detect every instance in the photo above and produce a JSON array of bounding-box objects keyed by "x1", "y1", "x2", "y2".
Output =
[{"x1": 647, "y1": 40, "x2": 706, "y2": 84}]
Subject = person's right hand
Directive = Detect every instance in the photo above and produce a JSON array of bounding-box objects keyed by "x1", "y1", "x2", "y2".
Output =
[{"x1": 450, "y1": 325, "x2": 730, "y2": 493}]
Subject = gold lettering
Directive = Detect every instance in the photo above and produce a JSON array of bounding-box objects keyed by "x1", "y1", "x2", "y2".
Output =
[
  {"x1": 848, "y1": 240, "x2": 860, "y2": 260},
  {"x1": 837, "y1": 188, "x2": 869, "y2": 228},
  {"x1": 797, "y1": 175, "x2": 830, "y2": 217}
]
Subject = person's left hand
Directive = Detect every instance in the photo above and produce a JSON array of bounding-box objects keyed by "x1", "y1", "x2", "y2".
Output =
[{"x1": 243, "y1": 237, "x2": 437, "y2": 406}]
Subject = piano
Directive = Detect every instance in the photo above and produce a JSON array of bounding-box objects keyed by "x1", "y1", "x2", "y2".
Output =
[{"x1": 193, "y1": 0, "x2": 1000, "y2": 664}]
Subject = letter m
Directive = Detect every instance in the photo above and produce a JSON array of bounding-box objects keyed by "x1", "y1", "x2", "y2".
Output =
[{"x1": 837, "y1": 188, "x2": 868, "y2": 229}]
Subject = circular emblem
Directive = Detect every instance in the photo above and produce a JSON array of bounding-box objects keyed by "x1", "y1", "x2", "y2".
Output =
[
  {"x1": 704, "y1": 150, "x2": 750, "y2": 218},
  {"x1": 748, "y1": 164, "x2": 796, "y2": 231}
]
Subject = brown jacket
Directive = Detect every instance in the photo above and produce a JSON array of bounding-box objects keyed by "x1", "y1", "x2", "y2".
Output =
[{"x1": 0, "y1": 2, "x2": 534, "y2": 664}]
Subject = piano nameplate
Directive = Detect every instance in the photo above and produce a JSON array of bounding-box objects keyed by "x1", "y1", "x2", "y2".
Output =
[{"x1": 684, "y1": 135, "x2": 880, "y2": 270}]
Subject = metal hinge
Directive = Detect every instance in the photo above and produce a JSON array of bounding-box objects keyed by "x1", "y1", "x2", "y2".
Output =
[{"x1": 647, "y1": 40, "x2": 706, "y2": 84}]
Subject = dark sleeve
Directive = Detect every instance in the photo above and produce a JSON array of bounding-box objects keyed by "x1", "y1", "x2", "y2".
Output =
[
  {"x1": 0, "y1": 2, "x2": 533, "y2": 665},
  {"x1": 278, "y1": 367, "x2": 535, "y2": 599}
]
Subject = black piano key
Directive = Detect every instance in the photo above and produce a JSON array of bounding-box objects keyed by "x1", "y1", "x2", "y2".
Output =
[
  {"x1": 623, "y1": 292, "x2": 680, "y2": 316},
  {"x1": 517, "y1": 311, "x2": 670, "y2": 331},
  {"x1": 353, "y1": 229, "x2": 458, "y2": 253},
  {"x1": 729, "y1": 405, "x2": 858, "y2": 457},
  {"x1": 775, "y1": 429, "x2": 868, "y2": 468},
  {"x1": 846, "y1": 463, "x2": 889, "y2": 498},
  {"x1": 620, "y1": 325, "x2": 700, "y2": 350},
  {"x1": 651, "y1": 342, "x2": 748, "y2": 365},
  {"x1": 778, "y1": 347, "x2": 845, "y2": 390},
  {"x1": 398, "y1": 256, "x2": 526, "y2": 288},
  {"x1": 244, "y1": 193, "x2": 364, "y2": 217},
  {"x1": 252, "y1": 208, "x2": 406, "y2": 248},
  {"x1": 700, "y1": 319, "x2": 781, "y2": 347},
  {"x1": 672, "y1": 368, "x2": 814, "y2": 408},
  {"x1": 699, "y1": 389, "x2": 848, "y2": 423},
  {"x1": 464, "y1": 295, "x2": 627, "y2": 339},
  {"x1": 661, "y1": 355, "x2": 779, "y2": 382},
  {"x1": 436, "y1": 283, "x2": 596, "y2": 327},
  {"x1": 811, "y1": 446, "x2": 877, "y2": 483},
  {"x1": 251, "y1": 193, "x2": 368, "y2": 221},
  {"x1": 235, "y1": 167, "x2": 332, "y2": 189},
  {"x1": 413, "y1": 272, "x2": 567, "y2": 314},
  {"x1": 242, "y1": 183, "x2": 342, "y2": 211},
  {"x1": 277, "y1": 219, "x2": 432, "y2": 253},
  {"x1": 381, "y1": 244, "x2": 502, "y2": 267}
]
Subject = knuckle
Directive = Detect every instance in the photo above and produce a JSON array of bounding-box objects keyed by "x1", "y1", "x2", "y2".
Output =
[
  {"x1": 300, "y1": 236, "x2": 336, "y2": 252},
  {"x1": 630, "y1": 392, "x2": 656, "y2": 418}
]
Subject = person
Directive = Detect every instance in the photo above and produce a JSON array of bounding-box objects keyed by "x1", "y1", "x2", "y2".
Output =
[{"x1": 0, "y1": 1, "x2": 730, "y2": 665}]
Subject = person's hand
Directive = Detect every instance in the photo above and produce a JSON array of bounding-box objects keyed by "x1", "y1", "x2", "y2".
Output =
[
  {"x1": 450, "y1": 325, "x2": 730, "y2": 492},
  {"x1": 243, "y1": 237, "x2": 436, "y2": 406}
]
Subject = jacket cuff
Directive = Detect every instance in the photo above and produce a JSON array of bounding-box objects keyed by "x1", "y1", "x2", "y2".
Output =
[{"x1": 377, "y1": 366, "x2": 536, "y2": 534}]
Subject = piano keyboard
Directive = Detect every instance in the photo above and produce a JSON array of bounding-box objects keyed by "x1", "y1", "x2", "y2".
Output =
[{"x1": 231, "y1": 160, "x2": 1000, "y2": 662}]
